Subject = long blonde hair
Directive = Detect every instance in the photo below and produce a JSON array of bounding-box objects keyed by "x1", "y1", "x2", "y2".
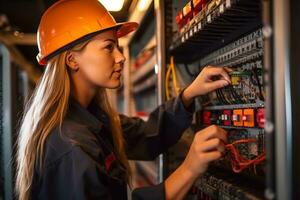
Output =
[{"x1": 16, "y1": 40, "x2": 130, "y2": 200}]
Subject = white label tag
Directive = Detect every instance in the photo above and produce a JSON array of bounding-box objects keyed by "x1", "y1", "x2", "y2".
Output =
[
  {"x1": 207, "y1": 15, "x2": 211, "y2": 23},
  {"x1": 190, "y1": 29, "x2": 193, "y2": 37},
  {"x1": 221, "y1": 115, "x2": 225, "y2": 120},
  {"x1": 198, "y1": 22, "x2": 202, "y2": 30},
  {"x1": 220, "y1": 4, "x2": 224, "y2": 13},
  {"x1": 194, "y1": 25, "x2": 197, "y2": 33},
  {"x1": 226, "y1": 0, "x2": 231, "y2": 8}
]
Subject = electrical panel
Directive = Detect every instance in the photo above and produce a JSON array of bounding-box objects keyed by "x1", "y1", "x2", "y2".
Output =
[{"x1": 165, "y1": 0, "x2": 267, "y2": 199}]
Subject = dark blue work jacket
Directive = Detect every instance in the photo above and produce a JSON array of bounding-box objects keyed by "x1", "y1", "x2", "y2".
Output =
[{"x1": 31, "y1": 91, "x2": 194, "y2": 200}]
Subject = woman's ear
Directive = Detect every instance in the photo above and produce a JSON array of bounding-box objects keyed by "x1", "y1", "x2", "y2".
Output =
[{"x1": 66, "y1": 51, "x2": 79, "y2": 71}]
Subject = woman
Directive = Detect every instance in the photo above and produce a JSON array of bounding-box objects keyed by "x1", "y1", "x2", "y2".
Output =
[{"x1": 16, "y1": 0, "x2": 230, "y2": 199}]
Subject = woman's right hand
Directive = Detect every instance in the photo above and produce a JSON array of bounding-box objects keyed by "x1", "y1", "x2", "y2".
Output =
[
  {"x1": 164, "y1": 125, "x2": 227, "y2": 200},
  {"x1": 181, "y1": 125, "x2": 228, "y2": 177}
]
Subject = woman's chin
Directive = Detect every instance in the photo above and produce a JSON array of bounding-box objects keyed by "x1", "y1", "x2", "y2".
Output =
[{"x1": 106, "y1": 80, "x2": 122, "y2": 89}]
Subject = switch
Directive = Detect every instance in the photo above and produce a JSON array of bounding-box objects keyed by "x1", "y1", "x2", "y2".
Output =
[
  {"x1": 231, "y1": 76, "x2": 241, "y2": 86},
  {"x1": 193, "y1": 0, "x2": 207, "y2": 15},
  {"x1": 203, "y1": 111, "x2": 211, "y2": 125},
  {"x1": 256, "y1": 108, "x2": 265, "y2": 128},
  {"x1": 243, "y1": 109, "x2": 255, "y2": 127},
  {"x1": 223, "y1": 110, "x2": 232, "y2": 126},
  {"x1": 183, "y1": 2, "x2": 193, "y2": 22},
  {"x1": 176, "y1": 12, "x2": 186, "y2": 30},
  {"x1": 233, "y1": 109, "x2": 243, "y2": 126}
]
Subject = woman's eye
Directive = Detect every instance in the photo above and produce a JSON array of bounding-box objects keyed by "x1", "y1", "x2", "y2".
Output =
[{"x1": 105, "y1": 44, "x2": 114, "y2": 52}]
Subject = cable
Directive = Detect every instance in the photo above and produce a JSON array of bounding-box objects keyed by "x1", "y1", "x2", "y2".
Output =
[
  {"x1": 215, "y1": 90, "x2": 222, "y2": 104},
  {"x1": 225, "y1": 139, "x2": 266, "y2": 173},
  {"x1": 165, "y1": 63, "x2": 172, "y2": 100},
  {"x1": 240, "y1": 80, "x2": 258, "y2": 99},
  {"x1": 228, "y1": 87, "x2": 239, "y2": 104},
  {"x1": 252, "y1": 68, "x2": 265, "y2": 101},
  {"x1": 165, "y1": 56, "x2": 180, "y2": 100},
  {"x1": 220, "y1": 88, "x2": 233, "y2": 105},
  {"x1": 216, "y1": 89, "x2": 226, "y2": 105},
  {"x1": 170, "y1": 56, "x2": 180, "y2": 96},
  {"x1": 229, "y1": 85, "x2": 244, "y2": 104}
]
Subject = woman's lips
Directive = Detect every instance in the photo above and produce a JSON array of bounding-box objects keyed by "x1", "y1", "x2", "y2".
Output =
[{"x1": 112, "y1": 71, "x2": 121, "y2": 79}]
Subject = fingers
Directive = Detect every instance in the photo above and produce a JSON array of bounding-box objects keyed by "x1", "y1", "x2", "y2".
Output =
[
  {"x1": 200, "y1": 138, "x2": 225, "y2": 153},
  {"x1": 202, "y1": 151, "x2": 222, "y2": 162},
  {"x1": 224, "y1": 66, "x2": 233, "y2": 73},
  {"x1": 205, "y1": 66, "x2": 231, "y2": 83},
  {"x1": 205, "y1": 79, "x2": 229, "y2": 91},
  {"x1": 199, "y1": 125, "x2": 228, "y2": 144},
  {"x1": 184, "y1": 125, "x2": 227, "y2": 175}
]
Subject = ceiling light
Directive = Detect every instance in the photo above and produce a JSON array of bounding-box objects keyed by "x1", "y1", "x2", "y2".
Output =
[{"x1": 99, "y1": 0, "x2": 125, "y2": 11}]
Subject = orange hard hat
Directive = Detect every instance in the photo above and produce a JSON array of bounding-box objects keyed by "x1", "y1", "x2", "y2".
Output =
[{"x1": 36, "y1": 0, "x2": 138, "y2": 65}]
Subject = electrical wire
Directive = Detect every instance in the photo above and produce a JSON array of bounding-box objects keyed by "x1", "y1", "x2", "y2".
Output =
[
  {"x1": 216, "y1": 89, "x2": 226, "y2": 105},
  {"x1": 229, "y1": 85, "x2": 244, "y2": 104},
  {"x1": 252, "y1": 68, "x2": 265, "y2": 101},
  {"x1": 228, "y1": 87, "x2": 239, "y2": 104},
  {"x1": 225, "y1": 139, "x2": 266, "y2": 173},
  {"x1": 215, "y1": 90, "x2": 222, "y2": 104},
  {"x1": 165, "y1": 56, "x2": 180, "y2": 100},
  {"x1": 218, "y1": 89, "x2": 226, "y2": 104},
  {"x1": 170, "y1": 56, "x2": 180, "y2": 96},
  {"x1": 219, "y1": 88, "x2": 232, "y2": 105},
  {"x1": 165, "y1": 63, "x2": 172, "y2": 100},
  {"x1": 240, "y1": 80, "x2": 259, "y2": 100}
]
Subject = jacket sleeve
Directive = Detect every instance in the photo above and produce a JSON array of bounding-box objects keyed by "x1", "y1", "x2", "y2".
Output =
[
  {"x1": 121, "y1": 90, "x2": 195, "y2": 160},
  {"x1": 132, "y1": 183, "x2": 166, "y2": 200},
  {"x1": 36, "y1": 147, "x2": 111, "y2": 200}
]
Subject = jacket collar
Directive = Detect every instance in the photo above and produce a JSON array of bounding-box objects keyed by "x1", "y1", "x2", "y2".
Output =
[{"x1": 66, "y1": 97, "x2": 110, "y2": 133}]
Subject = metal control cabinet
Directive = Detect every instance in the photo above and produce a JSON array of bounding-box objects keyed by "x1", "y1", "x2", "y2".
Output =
[
  {"x1": 152, "y1": 0, "x2": 300, "y2": 199},
  {"x1": 0, "y1": 44, "x2": 30, "y2": 200}
]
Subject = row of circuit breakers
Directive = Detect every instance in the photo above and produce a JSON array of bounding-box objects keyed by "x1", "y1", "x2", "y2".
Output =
[
  {"x1": 202, "y1": 108, "x2": 265, "y2": 128},
  {"x1": 176, "y1": 0, "x2": 218, "y2": 33}
]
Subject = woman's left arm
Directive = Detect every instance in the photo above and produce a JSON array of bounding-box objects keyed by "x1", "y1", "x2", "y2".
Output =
[
  {"x1": 122, "y1": 66, "x2": 230, "y2": 160},
  {"x1": 121, "y1": 89, "x2": 194, "y2": 160}
]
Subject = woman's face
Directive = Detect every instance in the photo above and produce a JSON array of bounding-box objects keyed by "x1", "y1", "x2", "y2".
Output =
[{"x1": 71, "y1": 30, "x2": 125, "y2": 89}]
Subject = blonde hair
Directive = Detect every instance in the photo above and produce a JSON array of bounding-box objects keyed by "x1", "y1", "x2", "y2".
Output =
[{"x1": 16, "y1": 40, "x2": 130, "y2": 200}]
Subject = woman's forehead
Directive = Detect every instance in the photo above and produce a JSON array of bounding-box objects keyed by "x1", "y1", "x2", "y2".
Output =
[{"x1": 92, "y1": 29, "x2": 118, "y2": 42}]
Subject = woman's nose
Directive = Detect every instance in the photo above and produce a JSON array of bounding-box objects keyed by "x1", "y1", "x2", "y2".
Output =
[{"x1": 115, "y1": 47, "x2": 126, "y2": 64}]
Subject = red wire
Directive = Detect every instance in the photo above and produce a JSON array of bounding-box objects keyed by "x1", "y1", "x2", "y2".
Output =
[{"x1": 225, "y1": 139, "x2": 266, "y2": 173}]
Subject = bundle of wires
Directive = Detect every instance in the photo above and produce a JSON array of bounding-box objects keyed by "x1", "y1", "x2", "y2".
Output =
[
  {"x1": 225, "y1": 139, "x2": 266, "y2": 173},
  {"x1": 166, "y1": 56, "x2": 180, "y2": 100}
]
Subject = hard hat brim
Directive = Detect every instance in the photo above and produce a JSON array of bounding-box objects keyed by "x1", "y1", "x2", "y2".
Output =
[
  {"x1": 116, "y1": 21, "x2": 139, "y2": 38},
  {"x1": 37, "y1": 21, "x2": 138, "y2": 65}
]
